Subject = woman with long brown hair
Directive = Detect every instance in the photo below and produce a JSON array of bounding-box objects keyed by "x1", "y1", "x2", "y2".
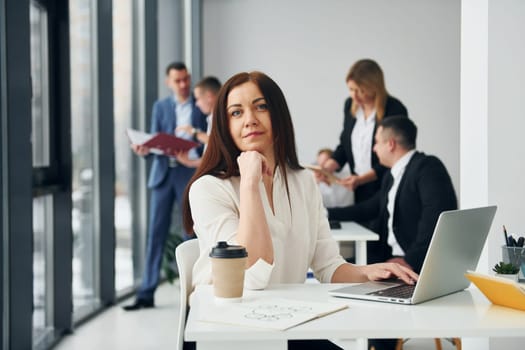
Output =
[
  {"x1": 182, "y1": 70, "x2": 415, "y2": 285},
  {"x1": 181, "y1": 71, "x2": 416, "y2": 350}
]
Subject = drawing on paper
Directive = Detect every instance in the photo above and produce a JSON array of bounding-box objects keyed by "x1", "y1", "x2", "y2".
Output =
[{"x1": 244, "y1": 304, "x2": 313, "y2": 321}]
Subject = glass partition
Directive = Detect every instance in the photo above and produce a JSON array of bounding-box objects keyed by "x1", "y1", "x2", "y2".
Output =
[
  {"x1": 70, "y1": 0, "x2": 99, "y2": 314},
  {"x1": 113, "y1": 0, "x2": 134, "y2": 292},
  {"x1": 32, "y1": 196, "x2": 54, "y2": 344},
  {"x1": 30, "y1": 0, "x2": 54, "y2": 344}
]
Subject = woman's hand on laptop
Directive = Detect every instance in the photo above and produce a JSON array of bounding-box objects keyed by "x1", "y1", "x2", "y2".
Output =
[
  {"x1": 387, "y1": 257, "x2": 412, "y2": 270},
  {"x1": 360, "y1": 263, "x2": 419, "y2": 285}
]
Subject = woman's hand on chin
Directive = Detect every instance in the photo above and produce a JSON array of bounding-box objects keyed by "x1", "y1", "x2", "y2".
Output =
[{"x1": 237, "y1": 151, "x2": 272, "y2": 182}]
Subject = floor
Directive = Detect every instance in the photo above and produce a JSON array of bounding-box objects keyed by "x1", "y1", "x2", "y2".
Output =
[
  {"x1": 53, "y1": 281, "x2": 456, "y2": 350},
  {"x1": 54, "y1": 281, "x2": 181, "y2": 350}
]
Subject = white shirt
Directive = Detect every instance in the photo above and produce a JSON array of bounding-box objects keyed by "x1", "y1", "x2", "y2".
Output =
[
  {"x1": 351, "y1": 107, "x2": 376, "y2": 175},
  {"x1": 387, "y1": 150, "x2": 416, "y2": 256},
  {"x1": 203, "y1": 114, "x2": 213, "y2": 152},
  {"x1": 206, "y1": 114, "x2": 213, "y2": 135},
  {"x1": 318, "y1": 164, "x2": 354, "y2": 208},
  {"x1": 189, "y1": 166, "x2": 346, "y2": 290},
  {"x1": 173, "y1": 96, "x2": 198, "y2": 159}
]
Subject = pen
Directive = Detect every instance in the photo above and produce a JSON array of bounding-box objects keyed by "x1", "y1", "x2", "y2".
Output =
[{"x1": 503, "y1": 225, "x2": 509, "y2": 247}]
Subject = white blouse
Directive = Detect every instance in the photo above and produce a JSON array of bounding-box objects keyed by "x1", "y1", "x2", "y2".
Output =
[
  {"x1": 317, "y1": 164, "x2": 354, "y2": 208},
  {"x1": 189, "y1": 166, "x2": 346, "y2": 290},
  {"x1": 351, "y1": 107, "x2": 376, "y2": 175}
]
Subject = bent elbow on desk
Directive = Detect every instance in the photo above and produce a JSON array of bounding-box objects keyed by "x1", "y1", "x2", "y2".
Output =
[{"x1": 244, "y1": 258, "x2": 274, "y2": 290}]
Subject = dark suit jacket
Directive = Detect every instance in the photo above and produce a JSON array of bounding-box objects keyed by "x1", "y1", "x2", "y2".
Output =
[
  {"x1": 331, "y1": 96, "x2": 408, "y2": 203},
  {"x1": 147, "y1": 96, "x2": 207, "y2": 189},
  {"x1": 329, "y1": 151, "x2": 457, "y2": 272}
]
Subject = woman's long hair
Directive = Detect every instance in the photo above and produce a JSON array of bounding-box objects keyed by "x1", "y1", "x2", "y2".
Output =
[
  {"x1": 346, "y1": 59, "x2": 388, "y2": 121},
  {"x1": 182, "y1": 71, "x2": 302, "y2": 234}
]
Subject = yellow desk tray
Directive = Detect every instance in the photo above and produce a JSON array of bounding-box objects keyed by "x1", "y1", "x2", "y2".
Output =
[{"x1": 465, "y1": 271, "x2": 525, "y2": 311}]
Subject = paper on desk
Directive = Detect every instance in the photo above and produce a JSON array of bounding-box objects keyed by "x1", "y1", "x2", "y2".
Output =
[{"x1": 199, "y1": 297, "x2": 348, "y2": 331}]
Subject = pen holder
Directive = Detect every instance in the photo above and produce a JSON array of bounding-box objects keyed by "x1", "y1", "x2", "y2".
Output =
[{"x1": 501, "y1": 245, "x2": 525, "y2": 282}]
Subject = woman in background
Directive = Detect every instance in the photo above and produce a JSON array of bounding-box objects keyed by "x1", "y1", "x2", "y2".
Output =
[{"x1": 321, "y1": 59, "x2": 408, "y2": 206}]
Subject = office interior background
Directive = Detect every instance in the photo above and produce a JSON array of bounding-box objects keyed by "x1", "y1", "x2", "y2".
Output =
[{"x1": 1, "y1": 0, "x2": 523, "y2": 349}]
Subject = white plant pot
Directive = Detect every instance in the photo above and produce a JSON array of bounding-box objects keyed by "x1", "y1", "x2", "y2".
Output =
[{"x1": 495, "y1": 273, "x2": 519, "y2": 282}]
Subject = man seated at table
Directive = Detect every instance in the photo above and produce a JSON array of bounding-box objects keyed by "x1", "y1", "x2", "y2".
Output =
[
  {"x1": 328, "y1": 116, "x2": 457, "y2": 274},
  {"x1": 329, "y1": 116, "x2": 457, "y2": 350}
]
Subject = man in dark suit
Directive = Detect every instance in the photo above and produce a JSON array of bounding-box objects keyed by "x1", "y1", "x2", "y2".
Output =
[
  {"x1": 329, "y1": 116, "x2": 457, "y2": 350},
  {"x1": 329, "y1": 116, "x2": 457, "y2": 272},
  {"x1": 124, "y1": 62, "x2": 207, "y2": 311}
]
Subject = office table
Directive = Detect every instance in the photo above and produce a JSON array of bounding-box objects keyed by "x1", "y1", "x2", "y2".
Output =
[
  {"x1": 331, "y1": 221, "x2": 378, "y2": 265},
  {"x1": 185, "y1": 283, "x2": 525, "y2": 350}
]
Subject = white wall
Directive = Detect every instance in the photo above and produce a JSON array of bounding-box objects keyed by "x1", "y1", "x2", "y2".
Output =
[
  {"x1": 486, "y1": 4, "x2": 525, "y2": 348},
  {"x1": 461, "y1": 0, "x2": 489, "y2": 278},
  {"x1": 462, "y1": 0, "x2": 525, "y2": 279},
  {"x1": 460, "y1": 2, "x2": 489, "y2": 348},
  {"x1": 487, "y1": 0, "x2": 525, "y2": 267},
  {"x1": 157, "y1": 0, "x2": 184, "y2": 97},
  {"x1": 202, "y1": 0, "x2": 460, "y2": 193}
]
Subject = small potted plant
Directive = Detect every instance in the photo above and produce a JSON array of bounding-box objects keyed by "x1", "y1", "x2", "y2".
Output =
[{"x1": 492, "y1": 261, "x2": 520, "y2": 281}]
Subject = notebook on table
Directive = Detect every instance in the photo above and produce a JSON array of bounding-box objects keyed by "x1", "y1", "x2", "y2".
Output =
[
  {"x1": 329, "y1": 206, "x2": 497, "y2": 305},
  {"x1": 465, "y1": 270, "x2": 525, "y2": 311}
]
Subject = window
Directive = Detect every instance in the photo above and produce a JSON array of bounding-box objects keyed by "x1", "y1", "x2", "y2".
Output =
[
  {"x1": 30, "y1": 1, "x2": 55, "y2": 345},
  {"x1": 70, "y1": 0, "x2": 100, "y2": 314},
  {"x1": 113, "y1": 0, "x2": 134, "y2": 292},
  {"x1": 32, "y1": 196, "x2": 54, "y2": 343}
]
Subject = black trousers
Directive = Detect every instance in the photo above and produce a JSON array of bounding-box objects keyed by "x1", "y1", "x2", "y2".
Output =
[
  {"x1": 288, "y1": 339, "x2": 343, "y2": 350},
  {"x1": 368, "y1": 338, "x2": 398, "y2": 350},
  {"x1": 185, "y1": 340, "x2": 343, "y2": 350}
]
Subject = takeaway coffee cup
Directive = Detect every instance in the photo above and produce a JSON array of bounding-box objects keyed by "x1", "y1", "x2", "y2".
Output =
[{"x1": 209, "y1": 241, "x2": 248, "y2": 302}]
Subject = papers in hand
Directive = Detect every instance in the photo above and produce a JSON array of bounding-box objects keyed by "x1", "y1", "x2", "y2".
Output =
[
  {"x1": 303, "y1": 164, "x2": 340, "y2": 185},
  {"x1": 126, "y1": 128, "x2": 199, "y2": 155},
  {"x1": 199, "y1": 297, "x2": 348, "y2": 331}
]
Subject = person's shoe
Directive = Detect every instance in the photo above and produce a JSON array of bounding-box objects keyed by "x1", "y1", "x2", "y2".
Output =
[{"x1": 122, "y1": 298, "x2": 154, "y2": 311}]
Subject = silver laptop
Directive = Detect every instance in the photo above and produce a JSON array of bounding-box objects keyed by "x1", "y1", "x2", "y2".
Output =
[{"x1": 329, "y1": 206, "x2": 497, "y2": 305}]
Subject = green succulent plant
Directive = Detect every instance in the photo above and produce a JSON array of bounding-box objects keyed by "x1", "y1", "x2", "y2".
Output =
[{"x1": 492, "y1": 261, "x2": 519, "y2": 274}]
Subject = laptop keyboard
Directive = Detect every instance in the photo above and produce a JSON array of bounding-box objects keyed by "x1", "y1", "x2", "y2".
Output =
[{"x1": 367, "y1": 283, "x2": 416, "y2": 299}]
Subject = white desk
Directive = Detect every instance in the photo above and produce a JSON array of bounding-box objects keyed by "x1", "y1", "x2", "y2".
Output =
[
  {"x1": 331, "y1": 221, "x2": 378, "y2": 265},
  {"x1": 185, "y1": 283, "x2": 525, "y2": 350}
]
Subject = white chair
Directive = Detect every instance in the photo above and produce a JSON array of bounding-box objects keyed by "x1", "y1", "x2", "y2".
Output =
[{"x1": 175, "y1": 239, "x2": 200, "y2": 350}]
